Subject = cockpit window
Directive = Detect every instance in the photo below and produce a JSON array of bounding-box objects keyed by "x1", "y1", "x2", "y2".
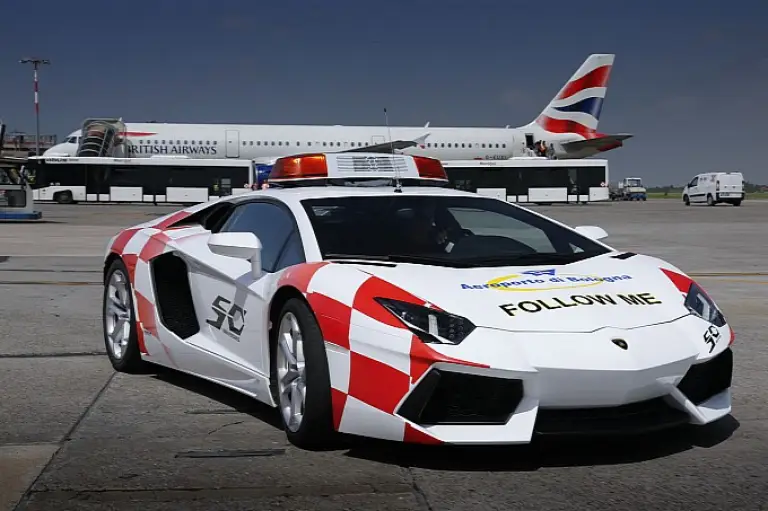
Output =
[{"x1": 65, "y1": 136, "x2": 79, "y2": 144}]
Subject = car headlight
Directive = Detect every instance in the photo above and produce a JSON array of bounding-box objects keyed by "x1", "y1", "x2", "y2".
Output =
[
  {"x1": 374, "y1": 297, "x2": 475, "y2": 344},
  {"x1": 684, "y1": 282, "x2": 726, "y2": 327}
]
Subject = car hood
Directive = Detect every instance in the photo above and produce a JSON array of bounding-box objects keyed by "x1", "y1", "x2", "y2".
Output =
[{"x1": 344, "y1": 253, "x2": 691, "y2": 333}]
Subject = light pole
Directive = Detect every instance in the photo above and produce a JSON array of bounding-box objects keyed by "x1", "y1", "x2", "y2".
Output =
[{"x1": 19, "y1": 58, "x2": 50, "y2": 156}]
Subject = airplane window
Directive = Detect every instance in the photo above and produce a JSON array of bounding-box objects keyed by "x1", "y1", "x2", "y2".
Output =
[
  {"x1": 323, "y1": 142, "x2": 327, "y2": 146},
  {"x1": 502, "y1": 144, "x2": 506, "y2": 148},
  {"x1": 271, "y1": 141, "x2": 275, "y2": 146},
  {"x1": 278, "y1": 141, "x2": 282, "y2": 146},
  {"x1": 250, "y1": 141, "x2": 253, "y2": 146},
  {"x1": 213, "y1": 141, "x2": 217, "y2": 145},
  {"x1": 296, "y1": 142, "x2": 300, "y2": 146},
  {"x1": 242, "y1": 141, "x2": 247, "y2": 146},
  {"x1": 184, "y1": 140, "x2": 188, "y2": 144},
  {"x1": 192, "y1": 140, "x2": 196, "y2": 145},
  {"x1": 308, "y1": 142, "x2": 312, "y2": 146}
]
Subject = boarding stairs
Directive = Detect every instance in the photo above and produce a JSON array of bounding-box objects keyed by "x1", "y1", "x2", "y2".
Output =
[{"x1": 75, "y1": 118, "x2": 127, "y2": 157}]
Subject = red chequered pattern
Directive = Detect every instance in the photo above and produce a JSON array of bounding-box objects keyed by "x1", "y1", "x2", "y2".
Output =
[
  {"x1": 134, "y1": 325, "x2": 147, "y2": 354},
  {"x1": 109, "y1": 227, "x2": 141, "y2": 255},
  {"x1": 308, "y1": 293, "x2": 351, "y2": 350},
  {"x1": 330, "y1": 388, "x2": 347, "y2": 430},
  {"x1": 139, "y1": 232, "x2": 171, "y2": 262},
  {"x1": 660, "y1": 268, "x2": 693, "y2": 294},
  {"x1": 278, "y1": 262, "x2": 329, "y2": 294},
  {"x1": 352, "y1": 276, "x2": 426, "y2": 328},
  {"x1": 122, "y1": 254, "x2": 139, "y2": 283},
  {"x1": 409, "y1": 334, "x2": 489, "y2": 383},
  {"x1": 347, "y1": 351, "x2": 411, "y2": 414},
  {"x1": 154, "y1": 210, "x2": 192, "y2": 230},
  {"x1": 293, "y1": 263, "x2": 487, "y2": 443},
  {"x1": 404, "y1": 423, "x2": 442, "y2": 444},
  {"x1": 105, "y1": 211, "x2": 203, "y2": 357},
  {"x1": 134, "y1": 292, "x2": 156, "y2": 353}
]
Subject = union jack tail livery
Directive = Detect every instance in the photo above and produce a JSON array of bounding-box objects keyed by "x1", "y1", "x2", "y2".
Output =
[{"x1": 529, "y1": 53, "x2": 632, "y2": 158}]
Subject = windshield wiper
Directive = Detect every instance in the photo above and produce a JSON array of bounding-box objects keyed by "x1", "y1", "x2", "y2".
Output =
[
  {"x1": 457, "y1": 251, "x2": 603, "y2": 266},
  {"x1": 324, "y1": 253, "x2": 473, "y2": 267}
]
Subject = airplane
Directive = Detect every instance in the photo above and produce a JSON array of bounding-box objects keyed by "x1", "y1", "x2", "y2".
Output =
[{"x1": 43, "y1": 53, "x2": 631, "y2": 162}]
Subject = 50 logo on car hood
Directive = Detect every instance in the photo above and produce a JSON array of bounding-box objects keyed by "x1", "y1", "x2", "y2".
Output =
[{"x1": 460, "y1": 268, "x2": 633, "y2": 292}]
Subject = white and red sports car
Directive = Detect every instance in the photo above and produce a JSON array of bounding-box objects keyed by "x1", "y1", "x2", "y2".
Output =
[{"x1": 101, "y1": 152, "x2": 734, "y2": 448}]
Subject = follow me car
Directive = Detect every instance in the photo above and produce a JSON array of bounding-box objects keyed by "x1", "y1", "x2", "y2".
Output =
[{"x1": 101, "y1": 152, "x2": 734, "y2": 448}]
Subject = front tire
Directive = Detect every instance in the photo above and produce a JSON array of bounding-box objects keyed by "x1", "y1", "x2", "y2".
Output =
[
  {"x1": 272, "y1": 298, "x2": 335, "y2": 449},
  {"x1": 683, "y1": 195, "x2": 690, "y2": 205},
  {"x1": 103, "y1": 258, "x2": 148, "y2": 373}
]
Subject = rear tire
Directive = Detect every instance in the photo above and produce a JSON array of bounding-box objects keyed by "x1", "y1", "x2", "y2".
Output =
[
  {"x1": 733, "y1": 199, "x2": 742, "y2": 206},
  {"x1": 55, "y1": 190, "x2": 74, "y2": 204},
  {"x1": 103, "y1": 258, "x2": 148, "y2": 373},
  {"x1": 272, "y1": 297, "x2": 335, "y2": 449}
]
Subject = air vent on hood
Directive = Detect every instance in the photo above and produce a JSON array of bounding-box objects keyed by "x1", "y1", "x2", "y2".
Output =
[
  {"x1": 328, "y1": 259, "x2": 397, "y2": 267},
  {"x1": 611, "y1": 252, "x2": 637, "y2": 260}
]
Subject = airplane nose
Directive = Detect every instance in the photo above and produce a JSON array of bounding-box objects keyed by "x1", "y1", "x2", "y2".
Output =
[{"x1": 43, "y1": 144, "x2": 74, "y2": 156}]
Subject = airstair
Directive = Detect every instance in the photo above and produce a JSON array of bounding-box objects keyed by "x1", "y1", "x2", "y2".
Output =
[{"x1": 75, "y1": 118, "x2": 127, "y2": 157}]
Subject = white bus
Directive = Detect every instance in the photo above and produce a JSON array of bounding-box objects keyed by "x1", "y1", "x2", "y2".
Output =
[
  {"x1": 441, "y1": 157, "x2": 610, "y2": 204},
  {"x1": 25, "y1": 156, "x2": 255, "y2": 204}
]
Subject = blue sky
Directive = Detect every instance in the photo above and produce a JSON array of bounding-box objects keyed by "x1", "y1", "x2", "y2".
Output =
[{"x1": 1, "y1": 0, "x2": 766, "y2": 186}]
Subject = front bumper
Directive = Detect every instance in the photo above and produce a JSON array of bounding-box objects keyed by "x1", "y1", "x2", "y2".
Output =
[
  {"x1": 395, "y1": 347, "x2": 731, "y2": 443},
  {"x1": 332, "y1": 315, "x2": 734, "y2": 445}
]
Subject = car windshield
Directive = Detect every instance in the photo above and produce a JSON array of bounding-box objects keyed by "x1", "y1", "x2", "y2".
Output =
[
  {"x1": 300, "y1": 195, "x2": 610, "y2": 268},
  {"x1": 626, "y1": 179, "x2": 642, "y2": 186}
]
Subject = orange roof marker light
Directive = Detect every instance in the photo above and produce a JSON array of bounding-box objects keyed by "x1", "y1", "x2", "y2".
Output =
[
  {"x1": 266, "y1": 152, "x2": 449, "y2": 187},
  {"x1": 269, "y1": 153, "x2": 329, "y2": 182}
]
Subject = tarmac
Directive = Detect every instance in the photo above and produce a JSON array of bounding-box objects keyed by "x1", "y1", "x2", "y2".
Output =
[{"x1": 1, "y1": 198, "x2": 767, "y2": 510}]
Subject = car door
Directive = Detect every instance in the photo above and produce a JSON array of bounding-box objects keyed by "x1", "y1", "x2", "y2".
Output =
[
  {"x1": 687, "y1": 176, "x2": 701, "y2": 202},
  {"x1": 185, "y1": 199, "x2": 306, "y2": 382}
]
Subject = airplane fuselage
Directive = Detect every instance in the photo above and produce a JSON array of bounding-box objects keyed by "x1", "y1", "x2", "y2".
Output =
[
  {"x1": 47, "y1": 122, "x2": 593, "y2": 161},
  {"x1": 43, "y1": 54, "x2": 631, "y2": 161}
]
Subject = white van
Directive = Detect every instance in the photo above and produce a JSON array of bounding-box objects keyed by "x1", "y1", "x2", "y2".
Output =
[{"x1": 682, "y1": 172, "x2": 744, "y2": 206}]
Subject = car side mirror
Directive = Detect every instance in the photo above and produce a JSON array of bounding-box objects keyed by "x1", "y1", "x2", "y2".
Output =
[
  {"x1": 574, "y1": 225, "x2": 608, "y2": 241},
  {"x1": 207, "y1": 232, "x2": 263, "y2": 279}
]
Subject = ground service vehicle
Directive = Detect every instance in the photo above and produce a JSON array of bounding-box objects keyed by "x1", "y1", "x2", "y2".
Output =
[
  {"x1": 0, "y1": 164, "x2": 41, "y2": 220},
  {"x1": 610, "y1": 177, "x2": 646, "y2": 201},
  {"x1": 441, "y1": 157, "x2": 609, "y2": 204},
  {"x1": 101, "y1": 152, "x2": 734, "y2": 449},
  {"x1": 24, "y1": 156, "x2": 255, "y2": 204},
  {"x1": 682, "y1": 172, "x2": 744, "y2": 206}
]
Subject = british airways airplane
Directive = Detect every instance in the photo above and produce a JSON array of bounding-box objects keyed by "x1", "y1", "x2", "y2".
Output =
[{"x1": 44, "y1": 54, "x2": 631, "y2": 161}]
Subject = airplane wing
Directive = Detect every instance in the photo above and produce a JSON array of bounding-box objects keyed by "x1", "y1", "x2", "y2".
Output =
[
  {"x1": 561, "y1": 133, "x2": 633, "y2": 153},
  {"x1": 341, "y1": 133, "x2": 430, "y2": 154}
]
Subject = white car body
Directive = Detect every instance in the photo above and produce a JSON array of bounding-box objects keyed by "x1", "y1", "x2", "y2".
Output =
[
  {"x1": 683, "y1": 172, "x2": 745, "y2": 206},
  {"x1": 101, "y1": 152, "x2": 734, "y2": 448}
]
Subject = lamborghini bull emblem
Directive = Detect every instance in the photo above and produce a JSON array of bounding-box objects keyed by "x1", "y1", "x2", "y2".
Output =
[{"x1": 611, "y1": 338, "x2": 628, "y2": 350}]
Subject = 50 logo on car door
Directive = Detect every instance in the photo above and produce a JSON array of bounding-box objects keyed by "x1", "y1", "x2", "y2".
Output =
[{"x1": 207, "y1": 295, "x2": 247, "y2": 342}]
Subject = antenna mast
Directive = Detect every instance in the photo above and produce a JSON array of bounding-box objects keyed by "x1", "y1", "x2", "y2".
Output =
[{"x1": 384, "y1": 108, "x2": 402, "y2": 193}]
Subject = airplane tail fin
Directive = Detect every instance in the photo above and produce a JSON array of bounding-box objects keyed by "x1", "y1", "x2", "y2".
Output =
[{"x1": 531, "y1": 53, "x2": 615, "y2": 138}]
